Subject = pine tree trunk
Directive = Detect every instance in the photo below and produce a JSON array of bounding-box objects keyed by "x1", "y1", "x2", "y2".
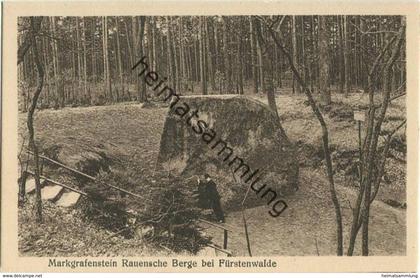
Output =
[
  {"x1": 173, "y1": 19, "x2": 181, "y2": 92},
  {"x1": 166, "y1": 16, "x2": 176, "y2": 92},
  {"x1": 102, "y1": 16, "x2": 112, "y2": 101},
  {"x1": 178, "y1": 17, "x2": 186, "y2": 90},
  {"x1": 249, "y1": 17, "x2": 258, "y2": 94},
  {"x1": 301, "y1": 16, "x2": 308, "y2": 88},
  {"x1": 237, "y1": 29, "x2": 244, "y2": 95},
  {"x1": 360, "y1": 17, "x2": 368, "y2": 92},
  {"x1": 147, "y1": 17, "x2": 154, "y2": 72},
  {"x1": 255, "y1": 18, "x2": 265, "y2": 94},
  {"x1": 42, "y1": 32, "x2": 50, "y2": 106},
  {"x1": 338, "y1": 16, "x2": 345, "y2": 94},
  {"x1": 71, "y1": 23, "x2": 76, "y2": 103},
  {"x1": 50, "y1": 17, "x2": 60, "y2": 107},
  {"x1": 213, "y1": 20, "x2": 219, "y2": 79},
  {"x1": 222, "y1": 17, "x2": 232, "y2": 93},
  {"x1": 318, "y1": 16, "x2": 331, "y2": 105},
  {"x1": 76, "y1": 17, "x2": 82, "y2": 103},
  {"x1": 124, "y1": 19, "x2": 133, "y2": 68},
  {"x1": 152, "y1": 18, "x2": 157, "y2": 72},
  {"x1": 138, "y1": 16, "x2": 147, "y2": 102},
  {"x1": 115, "y1": 17, "x2": 124, "y2": 99},
  {"x1": 292, "y1": 16, "x2": 301, "y2": 93},
  {"x1": 344, "y1": 16, "x2": 351, "y2": 95},
  {"x1": 205, "y1": 18, "x2": 216, "y2": 91},
  {"x1": 310, "y1": 16, "x2": 316, "y2": 92},
  {"x1": 194, "y1": 38, "x2": 199, "y2": 83},
  {"x1": 199, "y1": 17, "x2": 207, "y2": 95},
  {"x1": 124, "y1": 19, "x2": 133, "y2": 93},
  {"x1": 82, "y1": 17, "x2": 88, "y2": 102},
  {"x1": 91, "y1": 18, "x2": 97, "y2": 84}
]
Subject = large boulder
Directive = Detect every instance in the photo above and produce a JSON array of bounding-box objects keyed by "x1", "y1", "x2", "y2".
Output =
[{"x1": 156, "y1": 95, "x2": 299, "y2": 210}]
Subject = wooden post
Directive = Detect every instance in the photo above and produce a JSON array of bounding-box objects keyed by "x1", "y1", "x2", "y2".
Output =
[
  {"x1": 353, "y1": 109, "x2": 365, "y2": 163},
  {"x1": 354, "y1": 109, "x2": 365, "y2": 189},
  {"x1": 358, "y1": 121, "x2": 362, "y2": 162},
  {"x1": 242, "y1": 210, "x2": 252, "y2": 257},
  {"x1": 223, "y1": 229, "x2": 228, "y2": 250}
]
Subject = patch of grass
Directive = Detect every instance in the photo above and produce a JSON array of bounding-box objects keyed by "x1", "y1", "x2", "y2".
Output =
[
  {"x1": 18, "y1": 196, "x2": 152, "y2": 256},
  {"x1": 254, "y1": 91, "x2": 406, "y2": 205},
  {"x1": 18, "y1": 89, "x2": 406, "y2": 256}
]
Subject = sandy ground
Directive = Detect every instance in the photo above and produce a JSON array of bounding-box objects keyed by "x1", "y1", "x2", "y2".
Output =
[
  {"x1": 203, "y1": 169, "x2": 405, "y2": 256},
  {"x1": 18, "y1": 91, "x2": 406, "y2": 256}
]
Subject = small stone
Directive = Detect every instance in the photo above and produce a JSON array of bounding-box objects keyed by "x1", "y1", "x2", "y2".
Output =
[
  {"x1": 25, "y1": 178, "x2": 44, "y2": 194},
  {"x1": 41, "y1": 184, "x2": 64, "y2": 201},
  {"x1": 56, "y1": 191, "x2": 81, "y2": 207}
]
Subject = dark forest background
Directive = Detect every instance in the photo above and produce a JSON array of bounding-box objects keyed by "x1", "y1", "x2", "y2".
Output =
[{"x1": 18, "y1": 16, "x2": 406, "y2": 110}]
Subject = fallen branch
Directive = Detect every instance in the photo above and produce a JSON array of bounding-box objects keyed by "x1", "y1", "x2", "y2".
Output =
[
  {"x1": 26, "y1": 150, "x2": 144, "y2": 200},
  {"x1": 315, "y1": 238, "x2": 320, "y2": 256},
  {"x1": 26, "y1": 170, "x2": 88, "y2": 196},
  {"x1": 25, "y1": 170, "x2": 139, "y2": 219},
  {"x1": 197, "y1": 218, "x2": 234, "y2": 233},
  {"x1": 369, "y1": 119, "x2": 406, "y2": 203},
  {"x1": 206, "y1": 244, "x2": 233, "y2": 256}
]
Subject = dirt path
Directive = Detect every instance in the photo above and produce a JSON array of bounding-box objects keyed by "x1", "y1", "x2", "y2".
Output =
[
  {"x1": 18, "y1": 99, "x2": 406, "y2": 256},
  {"x1": 204, "y1": 169, "x2": 406, "y2": 256}
]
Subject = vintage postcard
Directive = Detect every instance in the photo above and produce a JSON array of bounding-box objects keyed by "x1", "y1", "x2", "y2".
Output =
[{"x1": 1, "y1": 0, "x2": 418, "y2": 273}]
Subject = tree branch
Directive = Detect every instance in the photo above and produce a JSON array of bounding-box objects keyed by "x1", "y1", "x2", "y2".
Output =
[
  {"x1": 17, "y1": 17, "x2": 43, "y2": 65},
  {"x1": 259, "y1": 16, "x2": 344, "y2": 256},
  {"x1": 370, "y1": 119, "x2": 406, "y2": 203}
]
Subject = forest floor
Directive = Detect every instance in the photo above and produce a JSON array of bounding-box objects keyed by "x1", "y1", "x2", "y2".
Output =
[{"x1": 18, "y1": 89, "x2": 407, "y2": 256}]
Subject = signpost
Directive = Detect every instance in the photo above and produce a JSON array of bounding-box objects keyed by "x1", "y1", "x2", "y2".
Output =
[
  {"x1": 353, "y1": 110, "x2": 365, "y2": 158},
  {"x1": 353, "y1": 109, "x2": 366, "y2": 186}
]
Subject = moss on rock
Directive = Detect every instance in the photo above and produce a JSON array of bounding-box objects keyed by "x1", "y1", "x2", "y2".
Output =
[{"x1": 156, "y1": 95, "x2": 299, "y2": 210}]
